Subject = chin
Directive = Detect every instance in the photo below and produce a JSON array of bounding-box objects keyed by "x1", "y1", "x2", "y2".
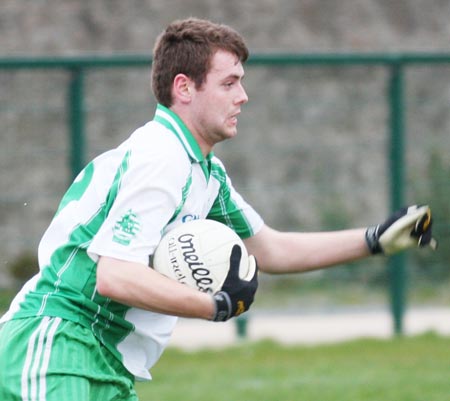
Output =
[
  {"x1": 223, "y1": 131, "x2": 237, "y2": 141},
  {"x1": 214, "y1": 127, "x2": 237, "y2": 144},
  {"x1": 227, "y1": 126, "x2": 238, "y2": 137}
]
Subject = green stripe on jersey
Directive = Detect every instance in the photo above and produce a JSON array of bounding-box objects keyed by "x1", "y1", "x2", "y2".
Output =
[
  {"x1": 168, "y1": 165, "x2": 193, "y2": 226},
  {"x1": 154, "y1": 104, "x2": 203, "y2": 162},
  {"x1": 12, "y1": 150, "x2": 135, "y2": 358},
  {"x1": 154, "y1": 104, "x2": 214, "y2": 180},
  {"x1": 208, "y1": 162, "x2": 254, "y2": 238},
  {"x1": 56, "y1": 162, "x2": 95, "y2": 216}
]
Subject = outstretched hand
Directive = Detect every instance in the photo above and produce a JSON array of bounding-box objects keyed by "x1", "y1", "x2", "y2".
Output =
[{"x1": 365, "y1": 205, "x2": 437, "y2": 255}]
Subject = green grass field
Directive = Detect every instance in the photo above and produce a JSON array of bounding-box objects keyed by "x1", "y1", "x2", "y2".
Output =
[
  {"x1": 136, "y1": 333, "x2": 450, "y2": 401},
  {"x1": 1, "y1": 291, "x2": 449, "y2": 400}
]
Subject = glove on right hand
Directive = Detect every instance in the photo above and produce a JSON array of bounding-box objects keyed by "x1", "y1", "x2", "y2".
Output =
[{"x1": 212, "y1": 245, "x2": 258, "y2": 322}]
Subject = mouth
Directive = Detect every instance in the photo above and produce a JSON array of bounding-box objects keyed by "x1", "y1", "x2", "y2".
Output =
[{"x1": 229, "y1": 111, "x2": 240, "y2": 125}]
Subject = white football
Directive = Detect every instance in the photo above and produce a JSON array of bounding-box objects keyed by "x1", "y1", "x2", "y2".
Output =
[{"x1": 152, "y1": 219, "x2": 255, "y2": 293}]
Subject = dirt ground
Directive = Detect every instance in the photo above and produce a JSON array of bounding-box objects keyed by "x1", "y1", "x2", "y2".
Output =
[{"x1": 169, "y1": 306, "x2": 450, "y2": 350}]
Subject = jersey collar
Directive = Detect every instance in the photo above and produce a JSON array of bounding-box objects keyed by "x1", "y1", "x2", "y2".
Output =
[
  {"x1": 153, "y1": 104, "x2": 213, "y2": 180},
  {"x1": 154, "y1": 104, "x2": 214, "y2": 161}
]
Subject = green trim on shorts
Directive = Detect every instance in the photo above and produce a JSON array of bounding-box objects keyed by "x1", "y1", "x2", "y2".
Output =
[{"x1": 0, "y1": 317, "x2": 138, "y2": 401}]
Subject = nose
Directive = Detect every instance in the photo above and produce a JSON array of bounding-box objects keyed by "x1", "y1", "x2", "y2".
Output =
[{"x1": 236, "y1": 83, "x2": 249, "y2": 105}]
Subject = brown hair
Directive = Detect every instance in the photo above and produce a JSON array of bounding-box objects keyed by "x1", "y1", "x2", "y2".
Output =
[{"x1": 151, "y1": 18, "x2": 249, "y2": 107}]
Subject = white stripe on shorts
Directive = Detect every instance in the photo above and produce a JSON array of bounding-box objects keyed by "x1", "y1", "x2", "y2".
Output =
[{"x1": 21, "y1": 317, "x2": 62, "y2": 401}]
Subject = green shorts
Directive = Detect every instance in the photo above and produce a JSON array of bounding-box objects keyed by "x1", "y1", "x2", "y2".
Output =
[{"x1": 0, "y1": 316, "x2": 138, "y2": 401}]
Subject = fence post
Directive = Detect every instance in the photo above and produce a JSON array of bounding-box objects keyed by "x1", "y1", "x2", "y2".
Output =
[
  {"x1": 68, "y1": 67, "x2": 85, "y2": 181},
  {"x1": 235, "y1": 314, "x2": 249, "y2": 339},
  {"x1": 388, "y1": 62, "x2": 407, "y2": 335}
]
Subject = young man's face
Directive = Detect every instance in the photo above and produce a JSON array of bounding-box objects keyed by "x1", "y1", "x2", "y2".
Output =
[{"x1": 189, "y1": 49, "x2": 249, "y2": 149}]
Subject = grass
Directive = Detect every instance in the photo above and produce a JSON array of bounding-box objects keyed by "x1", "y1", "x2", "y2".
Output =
[
  {"x1": 136, "y1": 333, "x2": 450, "y2": 401},
  {"x1": 1, "y1": 287, "x2": 449, "y2": 400}
]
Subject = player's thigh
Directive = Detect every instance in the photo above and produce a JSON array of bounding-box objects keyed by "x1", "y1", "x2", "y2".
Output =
[
  {"x1": 42, "y1": 318, "x2": 138, "y2": 401},
  {"x1": 44, "y1": 374, "x2": 90, "y2": 401},
  {"x1": 0, "y1": 319, "x2": 35, "y2": 401},
  {"x1": 0, "y1": 317, "x2": 85, "y2": 401},
  {"x1": 45, "y1": 374, "x2": 137, "y2": 401},
  {"x1": 0, "y1": 317, "x2": 138, "y2": 401}
]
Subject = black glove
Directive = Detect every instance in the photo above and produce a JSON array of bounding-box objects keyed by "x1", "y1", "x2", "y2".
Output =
[
  {"x1": 365, "y1": 205, "x2": 438, "y2": 255},
  {"x1": 212, "y1": 245, "x2": 258, "y2": 322}
]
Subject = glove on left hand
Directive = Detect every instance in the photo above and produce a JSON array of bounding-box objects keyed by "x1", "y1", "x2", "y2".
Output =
[{"x1": 365, "y1": 205, "x2": 438, "y2": 255}]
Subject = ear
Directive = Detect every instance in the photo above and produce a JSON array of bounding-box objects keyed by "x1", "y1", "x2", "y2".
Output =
[{"x1": 172, "y1": 74, "x2": 192, "y2": 104}]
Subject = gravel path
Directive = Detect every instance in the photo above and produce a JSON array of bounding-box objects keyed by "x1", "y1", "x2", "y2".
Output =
[{"x1": 169, "y1": 306, "x2": 450, "y2": 350}]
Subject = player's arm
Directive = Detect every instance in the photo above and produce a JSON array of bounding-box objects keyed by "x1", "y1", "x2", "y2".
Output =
[
  {"x1": 96, "y1": 256, "x2": 215, "y2": 319},
  {"x1": 96, "y1": 245, "x2": 258, "y2": 322},
  {"x1": 244, "y1": 226, "x2": 369, "y2": 274},
  {"x1": 244, "y1": 205, "x2": 436, "y2": 274}
]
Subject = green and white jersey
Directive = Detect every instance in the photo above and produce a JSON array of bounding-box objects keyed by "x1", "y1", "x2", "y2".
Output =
[{"x1": 1, "y1": 104, "x2": 263, "y2": 380}]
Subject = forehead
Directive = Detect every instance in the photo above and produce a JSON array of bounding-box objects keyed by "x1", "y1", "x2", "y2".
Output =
[{"x1": 208, "y1": 50, "x2": 244, "y2": 78}]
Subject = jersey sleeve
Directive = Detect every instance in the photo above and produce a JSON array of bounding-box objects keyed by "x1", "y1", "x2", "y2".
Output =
[
  {"x1": 206, "y1": 158, "x2": 264, "y2": 239},
  {"x1": 88, "y1": 135, "x2": 190, "y2": 265}
]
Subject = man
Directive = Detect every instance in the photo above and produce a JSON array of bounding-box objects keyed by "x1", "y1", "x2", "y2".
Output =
[{"x1": 0, "y1": 18, "x2": 435, "y2": 401}]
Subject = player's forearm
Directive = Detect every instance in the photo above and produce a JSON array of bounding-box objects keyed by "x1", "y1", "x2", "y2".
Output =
[
  {"x1": 245, "y1": 226, "x2": 370, "y2": 274},
  {"x1": 277, "y1": 229, "x2": 370, "y2": 273},
  {"x1": 96, "y1": 256, "x2": 215, "y2": 319}
]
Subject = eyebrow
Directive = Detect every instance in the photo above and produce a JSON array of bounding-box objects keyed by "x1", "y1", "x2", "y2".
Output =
[{"x1": 221, "y1": 73, "x2": 244, "y2": 82}]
